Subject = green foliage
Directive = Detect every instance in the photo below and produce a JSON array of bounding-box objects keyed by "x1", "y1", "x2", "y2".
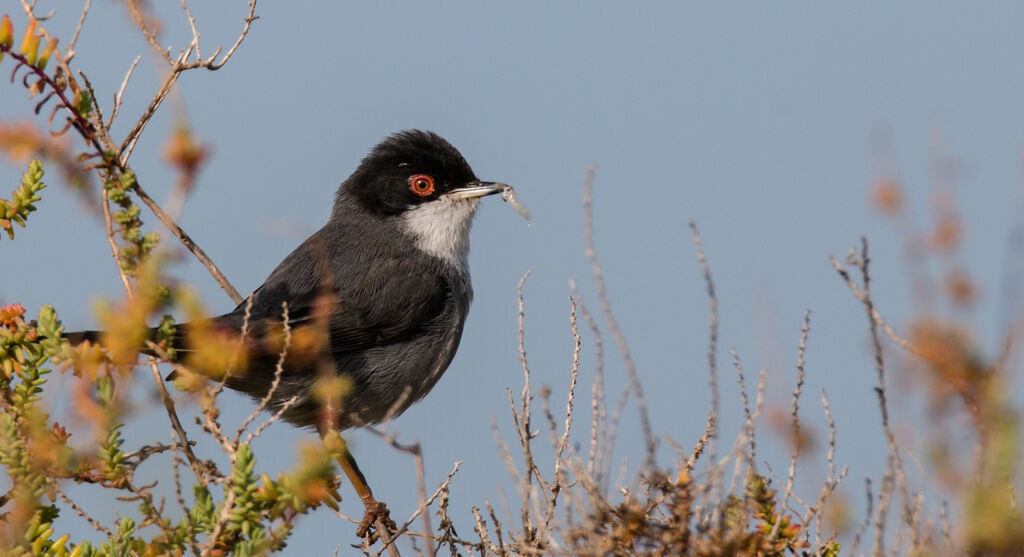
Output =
[
  {"x1": 746, "y1": 474, "x2": 807, "y2": 555},
  {"x1": 0, "y1": 159, "x2": 46, "y2": 240},
  {"x1": 99, "y1": 519, "x2": 141, "y2": 556},
  {"x1": 74, "y1": 90, "x2": 92, "y2": 118},
  {"x1": 0, "y1": 300, "x2": 347, "y2": 554},
  {"x1": 228, "y1": 443, "x2": 260, "y2": 538},
  {"x1": 95, "y1": 375, "x2": 128, "y2": 482},
  {"x1": 190, "y1": 484, "x2": 217, "y2": 533},
  {"x1": 104, "y1": 170, "x2": 160, "y2": 275},
  {"x1": 0, "y1": 304, "x2": 81, "y2": 556},
  {"x1": 216, "y1": 443, "x2": 342, "y2": 554},
  {"x1": 155, "y1": 314, "x2": 178, "y2": 361}
]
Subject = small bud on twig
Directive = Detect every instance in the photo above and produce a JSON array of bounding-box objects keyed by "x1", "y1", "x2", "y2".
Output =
[
  {"x1": 37, "y1": 37, "x2": 57, "y2": 70},
  {"x1": 19, "y1": 17, "x2": 36, "y2": 55},
  {"x1": 0, "y1": 15, "x2": 14, "y2": 47},
  {"x1": 24, "y1": 34, "x2": 40, "y2": 66}
]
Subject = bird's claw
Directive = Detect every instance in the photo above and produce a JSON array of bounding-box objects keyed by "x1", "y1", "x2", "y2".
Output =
[{"x1": 356, "y1": 500, "x2": 397, "y2": 541}]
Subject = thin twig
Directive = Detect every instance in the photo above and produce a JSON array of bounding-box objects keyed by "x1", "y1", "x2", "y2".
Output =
[
  {"x1": 830, "y1": 254, "x2": 919, "y2": 356},
  {"x1": 514, "y1": 269, "x2": 538, "y2": 535},
  {"x1": 120, "y1": 55, "x2": 184, "y2": 162},
  {"x1": 100, "y1": 188, "x2": 134, "y2": 296},
  {"x1": 763, "y1": 461, "x2": 812, "y2": 517},
  {"x1": 583, "y1": 164, "x2": 656, "y2": 472},
  {"x1": 801, "y1": 388, "x2": 849, "y2": 548},
  {"x1": 68, "y1": 0, "x2": 92, "y2": 56},
  {"x1": 131, "y1": 180, "x2": 243, "y2": 304},
  {"x1": 125, "y1": 0, "x2": 173, "y2": 64},
  {"x1": 689, "y1": 220, "x2": 719, "y2": 466},
  {"x1": 236, "y1": 302, "x2": 291, "y2": 443},
  {"x1": 731, "y1": 348, "x2": 756, "y2": 478},
  {"x1": 376, "y1": 462, "x2": 462, "y2": 557},
  {"x1": 845, "y1": 239, "x2": 919, "y2": 550},
  {"x1": 206, "y1": 0, "x2": 259, "y2": 70},
  {"x1": 556, "y1": 297, "x2": 582, "y2": 479},
  {"x1": 245, "y1": 394, "x2": 298, "y2": 444},
  {"x1": 107, "y1": 55, "x2": 140, "y2": 130},
  {"x1": 170, "y1": 431, "x2": 203, "y2": 555},
  {"x1": 144, "y1": 354, "x2": 203, "y2": 481},
  {"x1": 541, "y1": 297, "x2": 582, "y2": 536},
  {"x1": 54, "y1": 482, "x2": 112, "y2": 536},
  {"x1": 355, "y1": 419, "x2": 432, "y2": 557},
  {"x1": 179, "y1": 0, "x2": 201, "y2": 62},
  {"x1": 568, "y1": 281, "x2": 607, "y2": 492},
  {"x1": 772, "y1": 309, "x2": 811, "y2": 540},
  {"x1": 851, "y1": 480, "x2": 874, "y2": 555},
  {"x1": 686, "y1": 415, "x2": 714, "y2": 472}
]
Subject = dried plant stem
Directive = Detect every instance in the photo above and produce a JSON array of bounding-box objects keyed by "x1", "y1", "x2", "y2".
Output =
[
  {"x1": 772, "y1": 309, "x2": 811, "y2": 541},
  {"x1": 354, "y1": 419, "x2": 434, "y2": 557},
  {"x1": 513, "y1": 270, "x2": 539, "y2": 535},
  {"x1": 569, "y1": 282, "x2": 607, "y2": 492},
  {"x1": 100, "y1": 187, "x2": 135, "y2": 296},
  {"x1": 124, "y1": 0, "x2": 174, "y2": 64},
  {"x1": 802, "y1": 388, "x2": 848, "y2": 548},
  {"x1": 202, "y1": 469, "x2": 239, "y2": 557},
  {"x1": 730, "y1": 348, "x2": 756, "y2": 477},
  {"x1": 375, "y1": 462, "x2": 462, "y2": 557},
  {"x1": 236, "y1": 302, "x2": 291, "y2": 443},
  {"x1": 539, "y1": 297, "x2": 583, "y2": 537},
  {"x1": 689, "y1": 220, "x2": 719, "y2": 465},
  {"x1": 830, "y1": 253, "x2": 918, "y2": 357},
  {"x1": 851, "y1": 478, "x2": 874, "y2": 556},
  {"x1": 132, "y1": 181, "x2": 244, "y2": 303},
  {"x1": 54, "y1": 483, "x2": 112, "y2": 537},
  {"x1": 169, "y1": 432, "x2": 203, "y2": 555},
  {"x1": 144, "y1": 354, "x2": 203, "y2": 481},
  {"x1": 107, "y1": 55, "x2": 140, "y2": 130},
  {"x1": 68, "y1": 0, "x2": 92, "y2": 56},
  {"x1": 582, "y1": 163, "x2": 656, "y2": 471},
  {"x1": 555, "y1": 297, "x2": 582, "y2": 483},
  {"x1": 207, "y1": 0, "x2": 258, "y2": 70},
  {"x1": 834, "y1": 238, "x2": 919, "y2": 552}
]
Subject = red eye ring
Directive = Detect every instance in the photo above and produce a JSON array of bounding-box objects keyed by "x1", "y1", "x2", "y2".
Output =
[{"x1": 409, "y1": 174, "x2": 435, "y2": 196}]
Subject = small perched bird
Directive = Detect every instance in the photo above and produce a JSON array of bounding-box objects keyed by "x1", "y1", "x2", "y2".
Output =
[
  {"x1": 193, "y1": 129, "x2": 506, "y2": 429},
  {"x1": 69, "y1": 129, "x2": 513, "y2": 537}
]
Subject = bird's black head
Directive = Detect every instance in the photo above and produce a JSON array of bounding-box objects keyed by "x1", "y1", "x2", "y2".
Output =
[
  {"x1": 333, "y1": 130, "x2": 507, "y2": 267},
  {"x1": 343, "y1": 130, "x2": 488, "y2": 217}
]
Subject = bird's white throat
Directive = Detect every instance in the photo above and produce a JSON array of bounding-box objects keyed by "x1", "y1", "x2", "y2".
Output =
[{"x1": 400, "y1": 197, "x2": 479, "y2": 269}]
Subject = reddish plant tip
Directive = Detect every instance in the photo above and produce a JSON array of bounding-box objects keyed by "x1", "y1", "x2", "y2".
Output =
[
  {"x1": 51, "y1": 422, "x2": 71, "y2": 442},
  {"x1": 945, "y1": 268, "x2": 977, "y2": 307},
  {"x1": 0, "y1": 303, "x2": 26, "y2": 327},
  {"x1": 0, "y1": 15, "x2": 14, "y2": 48},
  {"x1": 163, "y1": 124, "x2": 210, "y2": 174},
  {"x1": 870, "y1": 177, "x2": 903, "y2": 214},
  {"x1": 928, "y1": 216, "x2": 962, "y2": 253}
]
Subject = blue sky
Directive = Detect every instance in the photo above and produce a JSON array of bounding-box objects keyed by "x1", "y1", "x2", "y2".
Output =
[{"x1": 2, "y1": 2, "x2": 1023, "y2": 553}]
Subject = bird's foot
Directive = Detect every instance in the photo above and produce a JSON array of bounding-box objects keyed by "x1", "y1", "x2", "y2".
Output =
[{"x1": 356, "y1": 498, "x2": 397, "y2": 541}]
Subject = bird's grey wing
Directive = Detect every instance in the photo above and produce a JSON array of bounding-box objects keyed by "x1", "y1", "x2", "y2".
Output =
[
  {"x1": 214, "y1": 256, "x2": 452, "y2": 357},
  {"x1": 324, "y1": 258, "x2": 453, "y2": 355}
]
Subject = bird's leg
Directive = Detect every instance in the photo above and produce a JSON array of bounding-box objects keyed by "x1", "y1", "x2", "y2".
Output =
[{"x1": 318, "y1": 429, "x2": 398, "y2": 542}]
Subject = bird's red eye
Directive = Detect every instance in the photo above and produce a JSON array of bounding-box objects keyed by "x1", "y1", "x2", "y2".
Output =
[{"x1": 409, "y1": 174, "x2": 435, "y2": 196}]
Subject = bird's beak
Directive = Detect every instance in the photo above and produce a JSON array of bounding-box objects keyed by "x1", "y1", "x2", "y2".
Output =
[{"x1": 446, "y1": 181, "x2": 507, "y2": 200}]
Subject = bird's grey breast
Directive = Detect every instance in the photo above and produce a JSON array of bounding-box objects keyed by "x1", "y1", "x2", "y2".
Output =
[{"x1": 351, "y1": 267, "x2": 472, "y2": 424}]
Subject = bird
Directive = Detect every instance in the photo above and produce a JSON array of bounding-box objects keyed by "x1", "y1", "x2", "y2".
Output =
[{"x1": 67, "y1": 129, "x2": 512, "y2": 538}]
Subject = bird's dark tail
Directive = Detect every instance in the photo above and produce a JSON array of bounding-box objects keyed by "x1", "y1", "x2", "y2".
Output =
[
  {"x1": 63, "y1": 327, "x2": 168, "y2": 358},
  {"x1": 63, "y1": 329, "x2": 102, "y2": 346}
]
